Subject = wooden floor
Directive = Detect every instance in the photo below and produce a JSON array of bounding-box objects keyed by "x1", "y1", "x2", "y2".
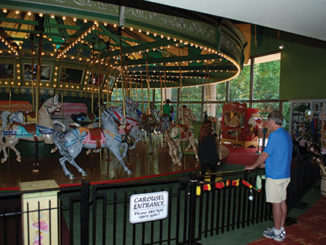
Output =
[{"x1": 0, "y1": 134, "x2": 200, "y2": 188}]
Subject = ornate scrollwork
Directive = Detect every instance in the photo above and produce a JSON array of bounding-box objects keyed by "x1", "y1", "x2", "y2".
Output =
[{"x1": 126, "y1": 8, "x2": 216, "y2": 42}]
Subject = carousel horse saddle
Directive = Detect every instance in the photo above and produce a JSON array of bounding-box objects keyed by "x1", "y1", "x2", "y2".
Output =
[
  {"x1": 89, "y1": 127, "x2": 103, "y2": 140},
  {"x1": 174, "y1": 124, "x2": 191, "y2": 139},
  {"x1": 181, "y1": 129, "x2": 192, "y2": 139},
  {"x1": 16, "y1": 124, "x2": 41, "y2": 137},
  {"x1": 81, "y1": 127, "x2": 105, "y2": 149}
]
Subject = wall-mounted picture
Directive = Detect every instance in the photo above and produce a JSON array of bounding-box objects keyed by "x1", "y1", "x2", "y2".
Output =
[
  {"x1": 24, "y1": 64, "x2": 51, "y2": 81},
  {"x1": 87, "y1": 72, "x2": 105, "y2": 85},
  {"x1": 0, "y1": 64, "x2": 14, "y2": 79},
  {"x1": 60, "y1": 67, "x2": 83, "y2": 84},
  {"x1": 108, "y1": 76, "x2": 116, "y2": 90}
]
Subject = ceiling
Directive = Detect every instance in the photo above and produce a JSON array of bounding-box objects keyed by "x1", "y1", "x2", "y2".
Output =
[{"x1": 145, "y1": 0, "x2": 326, "y2": 42}]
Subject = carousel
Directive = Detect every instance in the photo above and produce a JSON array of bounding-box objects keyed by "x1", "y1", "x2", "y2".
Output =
[{"x1": 0, "y1": 0, "x2": 246, "y2": 187}]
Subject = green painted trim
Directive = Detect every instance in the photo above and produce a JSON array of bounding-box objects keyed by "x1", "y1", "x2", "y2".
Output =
[
  {"x1": 104, "y1": 39, "x2": 175, "y2": 57},
  {"x1": 123, "y1": 53, "x2": 220, "y2": 66}
]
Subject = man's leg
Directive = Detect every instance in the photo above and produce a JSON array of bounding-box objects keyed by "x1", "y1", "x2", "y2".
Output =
[
  {"x1": 272, "y1": 202, "x2": 282, "y2": 230},
  {"x1": 280, "y1": 200, "x2": 287, "y2": 228}
]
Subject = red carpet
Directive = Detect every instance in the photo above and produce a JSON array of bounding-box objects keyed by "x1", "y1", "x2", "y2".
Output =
[
  {"x1": 248, "y1": 196, "x2": 326, "y2": 245},
  {"x1": 223, "y1": 144, "x2": 259, "y2": 166}
]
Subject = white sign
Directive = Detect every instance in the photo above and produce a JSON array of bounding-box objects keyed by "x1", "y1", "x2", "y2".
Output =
[{"x1": 129, "y1": 191, "x2": 169, "y2": 224}]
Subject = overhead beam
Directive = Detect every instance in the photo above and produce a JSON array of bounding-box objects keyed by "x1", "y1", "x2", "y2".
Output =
[
  {"x1": 0, "y1": 16, "x2": 81, "y2": 30},
  {"x1": 126, "y1": 64, "x2": 235, "y2": 72},
  {"x1": 123, "y1": 53, "x2": 226, "y2": 66},
  {"x1": 102, "y1": 38, "x2": 175, "y2": 57}
]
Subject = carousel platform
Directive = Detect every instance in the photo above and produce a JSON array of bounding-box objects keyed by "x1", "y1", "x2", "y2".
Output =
[
  {"x1": 0, "y1": 135, "x2": 247, "y2": 190},
  {"x1": 0, "y1": 135, "x2": 201, "y2": 189}
]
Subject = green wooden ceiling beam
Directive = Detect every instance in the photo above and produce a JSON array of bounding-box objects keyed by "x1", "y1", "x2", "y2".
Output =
[
  {"x1": 0, "y1": 16, "x2": 81, "y2": 30},
  {"x1": 123, "y1": 53, "x2": 227, "y2": 66},
  {"x1": 127, "y1": 64, "x2": 234, "y2": 71},
  {"x1": 101, "y1": 39, "x2": 175, "y2": 58},
  {"x1": 98, "y1": 27, "x2": 144, "y2": 44},
  {"x1": 0, "y1": 16, "x2": 37, "y2": 25}
]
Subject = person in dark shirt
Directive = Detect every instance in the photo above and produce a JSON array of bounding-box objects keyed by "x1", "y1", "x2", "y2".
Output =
[{"x1": 198, "y1": 120, "x2": 220, "y2": 180}]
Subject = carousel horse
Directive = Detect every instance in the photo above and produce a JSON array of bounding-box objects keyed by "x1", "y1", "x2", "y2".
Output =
[
  {"x1": 165, "y1": 105, "x2": 198, "y2": 165},
  {"x1": 53, "y1": 105, "x2": 143, "y2": 179},
  {"x1": 105, "y1": 106, "x2": 144, "y2": 149},
  {"x1": 165, "y1": 124, "x2": 199, "y2": 166},
  {"x1": 0, "y1": 95, "x2": 65, "y2": 163}
]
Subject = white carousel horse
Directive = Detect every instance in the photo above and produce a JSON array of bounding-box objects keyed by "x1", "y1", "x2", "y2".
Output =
[
  {"x1": 177, "y1": 105, "x2": 197, "y2": 148},
  {"x1": 0, "y1": 95, "x2": 65, "y2": 163},
  {"x1": 165, "y1": 124, "x2": 199, "y2": 166},
  {"x1": 53, "y1": 105, "x2": 144, "y2": 179}
]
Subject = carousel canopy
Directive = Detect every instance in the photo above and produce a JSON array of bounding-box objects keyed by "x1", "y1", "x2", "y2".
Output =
[{"x1": 0, "y1": 0, "x2": 246, "y2": 93}]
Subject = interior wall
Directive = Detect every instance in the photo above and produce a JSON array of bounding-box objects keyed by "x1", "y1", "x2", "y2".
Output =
[{"x1": 250, "y1": 26, "x2": 326, "y2": 100}]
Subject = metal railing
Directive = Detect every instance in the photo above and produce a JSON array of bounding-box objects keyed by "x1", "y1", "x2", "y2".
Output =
[{"x1": 0, "y1": 159, "x2": 320, "y2": 245}]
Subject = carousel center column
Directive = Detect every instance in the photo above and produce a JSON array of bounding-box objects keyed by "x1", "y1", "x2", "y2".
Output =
[{"x1": 204, "y1": 84, "x2": 217, "y2": 117}]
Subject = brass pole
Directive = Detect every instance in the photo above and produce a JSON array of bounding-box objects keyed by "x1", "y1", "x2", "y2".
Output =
[
  {"x1": 35, "y1": 31, "x2": 43, "y2": 123},
  {"x1": 141, "y1": 76, "x2": 144, "y2": 112},
  {"x1": 164, "y1": 67, "x2": 167, "y2": 102},
  {"x1": 179, "y1": 48, "x2": 183, "y2": 125},
  {"x1": 98, "y1": 84, "x2": 101, "y2": 125},
  {"x1": 134, "y1": 80, "x2": 138, "y2": 102},
  {"x1": 180, "y1": 65, "x2": 183, "y2": 125},
  {"x1": 97, "y1": 52, "x2": 101, "y2": 125},
  {"x1": 91, "y1": 82, "x2": 94, "y2": 114},
  {"x1": 31, "y1": 37, "x2": 35, "y2": 112},
  {"x1": 61, "y1": 91, "x2": 64, "y2": 123},
  {"x1": 160, "y1": 75, "x2": 163, "y2": 113},
  {"x1": 119, "y1": 33, "x2": 126, "y2": 117},
  {"x1": 8, "y1": 89, "x2": 12, "y2": 113},
  {"x1": 145, "y1": 59, "x2": 151, "y2": 115},
  {"x1": 91, "y1": 42, "x2": 96, "y2": 114}
]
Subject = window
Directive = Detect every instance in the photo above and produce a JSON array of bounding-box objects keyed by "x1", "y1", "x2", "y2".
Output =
[
  {"x1": 216, "y1": 82, "x2": 226, "y2": 101},
  {"x1": 253, "y1": 53, "x2": 280, "y2": 100},
  {"x1": 251, "y1": 102, "x2": 279, "y2": 119},
  {"x1": 229, "y1": 65, "x2": 250, "y2": 101},
  {"x1": 282, "y1": 102, "x2": 291, "y2": 131},
  {"x1": 181, "y1": 86, "x2": 202, "y2": 101}
]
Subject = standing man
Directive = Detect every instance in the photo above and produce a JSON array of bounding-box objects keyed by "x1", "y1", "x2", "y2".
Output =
[{"x1": 245, "y1": 111, "x2": 292, "y2": 242}]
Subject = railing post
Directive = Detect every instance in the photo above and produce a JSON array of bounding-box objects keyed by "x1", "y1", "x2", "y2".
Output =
[
  {"x1": 81, "y1": 181, "x2": 90, "y2": 245},
  {"x1": 188, "y1": 176, "x2": 198, "y2": 245}
]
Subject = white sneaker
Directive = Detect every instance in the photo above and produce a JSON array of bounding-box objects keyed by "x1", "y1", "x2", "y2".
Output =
[{"x1": 263, "y1": 228, "x2": 286, "y2": 242}]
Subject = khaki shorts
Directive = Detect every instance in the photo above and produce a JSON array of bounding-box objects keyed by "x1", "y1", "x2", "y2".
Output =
[{"x1": 265, "y1": 178, "x2": 290, "y2": 203}]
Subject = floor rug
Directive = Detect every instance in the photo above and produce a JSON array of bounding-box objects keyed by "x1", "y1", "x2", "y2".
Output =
[
  {"x1": 223, "y1": 144, "x2": 259, "y2": 166},
  {"x1": 248, "y1": 196, "x2": 326, "y2": 245}
]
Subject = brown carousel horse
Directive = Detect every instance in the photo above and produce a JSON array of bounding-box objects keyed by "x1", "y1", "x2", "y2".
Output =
[{"x1": 0, "y1": 95, "x2": 64, "y2": 163}]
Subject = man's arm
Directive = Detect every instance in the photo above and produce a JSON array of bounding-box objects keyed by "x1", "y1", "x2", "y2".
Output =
[{"x1": 244, "y1": 152, "x2": 269, "y2": 170}]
